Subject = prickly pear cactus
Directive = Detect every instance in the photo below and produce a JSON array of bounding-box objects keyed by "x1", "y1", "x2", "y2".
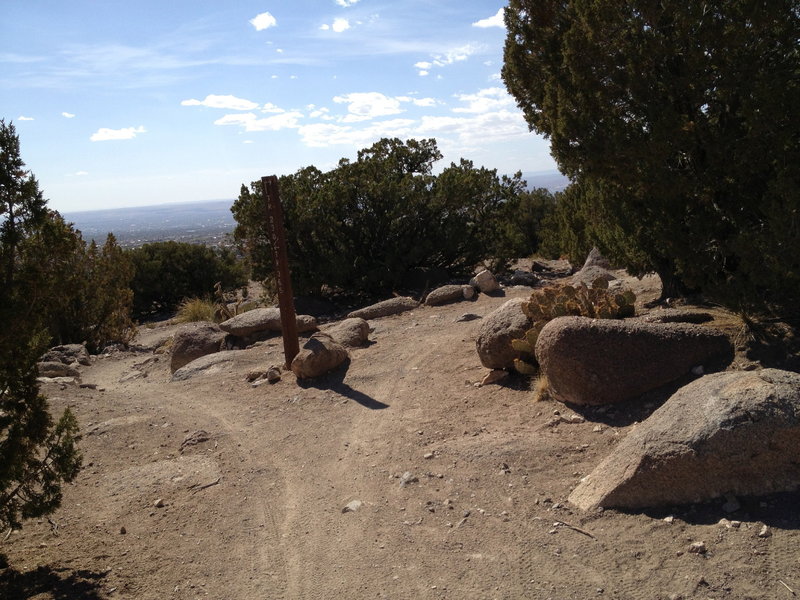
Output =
[{"x1": 512, "y1": 280, "x2": 636, "y2": 375}]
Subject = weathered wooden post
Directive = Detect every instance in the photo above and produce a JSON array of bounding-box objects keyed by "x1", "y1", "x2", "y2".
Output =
[{"x1": 261, "y1": 175, "x2": 300, "y2": 368}]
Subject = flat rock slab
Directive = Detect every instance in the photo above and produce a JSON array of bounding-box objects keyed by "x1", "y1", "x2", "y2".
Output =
[
  {"x1": 569, "y1": 369, "x2": 800, "y2": 510},
  {"x1": 425, "y1": 285, "x2": 474, "y2": 306},
  {"x1": 171, "y1": 351, "x2": 242, "y2": 381},
  {"x1": 475, "y1": 298, "x2": 532, "y2": 370},
  {"x1": 535, "y1": 316, "x2": 733, "y2": 405},
  {"x1": 219, "y1": 308, "x2": 318, "y2": 336},
  {"x1": 347, "y1": 297, "x2": 418, "y2": 320}
]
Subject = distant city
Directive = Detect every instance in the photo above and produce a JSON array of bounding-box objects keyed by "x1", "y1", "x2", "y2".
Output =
[{"x1": 63, "y1": 171, "x2": 569, "y2": 248}]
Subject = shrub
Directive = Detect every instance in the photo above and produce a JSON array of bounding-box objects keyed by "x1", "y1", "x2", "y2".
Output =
[
  {"x1": 128, "y1": 241, "x2": 246, "y2": 317},
  {"x1": 232, "y1": 138, "x2": 535, "y2": 297}
]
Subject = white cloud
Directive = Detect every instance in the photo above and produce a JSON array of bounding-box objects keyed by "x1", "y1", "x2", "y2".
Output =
[
  {"x1": 250, "y1": 12, "x2": 277, "y2": 31},
  {"x1": 334, "y1": 92, "x2": 404, "y2": 121},
  {"x1": 90, "y1": 125, "x2": 146, "y2": 141},
  {"x1": 452, "y1": 87, "x2": 515, "y2": 113},
  {"x1": 243, "y1": 140, "x2": 254, "y2": 144},
  {"x1": 62, "y1": 112, "x2": 76, "y2": 118},
  {"x1": 418, "y1": 70, "x2": 429, "y2": 77},
  {"x1": 261, "y1": 103, "x2": 285, "y2": 114},
  {"x1": 335, "y1": 0, "x2": 360, "y2": 6},
  {"x1": 322, "y1": 18, "x2": 351, "y2": 32},
  {"x1": 67, "y1": 170, "x2": 88, "y2": 177},
  {"x1": 18, "y1": 115, "x2": 34, "y2": 121},
  {"x1": 473, "y1": 8, "x2": 505, "y2": 29},
  {"x1": 415, "y1": 43, "x2": 483, "y2": 75},
  {"x1": 213, "y1": 111, "x2": 303, "y2": 132},
  {"x1": 181, "y1": 94, "x2": 259, "y2": 111},
  {"x1": 298, "y1": 118, "x2": 415, "y2": 148}
]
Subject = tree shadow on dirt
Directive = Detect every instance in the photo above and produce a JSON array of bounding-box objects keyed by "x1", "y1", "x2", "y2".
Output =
[
  {"x1": 296, "y1": 359, "x2": 389, "y2": 410},
  {"x1": 0, "y1": 564, "x2": 109, "y2": 600}
]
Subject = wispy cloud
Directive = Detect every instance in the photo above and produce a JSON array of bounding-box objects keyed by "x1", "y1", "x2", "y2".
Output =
[
  {"x1": 213, "y1": 112, "x2": 303, "y2": 132},
  {"x1": 299, "y1": 119, "x2": 415, "y2": 148},
  {"x1": 181, "y1": 94, "x2": 259, "y2": 110},
  {"x1": 473, "y1": 8, "x2": 505, "y2": 29},
  {"x1": 320, "y1": 18, "x2": 351, "y2": 33},
  {"x1": 62, "y1": 112, "x2": 76, "y2": 118},
  {"x1": 90, "y1": 125, "x2": 146, "y2": 141},
  {"x1": 18, "y1": 115, "x2": 34, "y2": 121},
  {"x1": 414, "y1": 43, "x2": 483, "y2": 76},
  {"x1": 333, "y1": 92, "x2": 403, "y2": 121},
  {"x1": 250, "y1": 12, "x2": 277, "y2": 31},
  {"x1": 335, "y1": 0, "x2": 360, "y2": 6},
  {"x1": 67, "y1": 170, "x2": 89, "y2": 177},
  {"x1": 452, "y1": 87, "x2": 514, "y2": 114}
]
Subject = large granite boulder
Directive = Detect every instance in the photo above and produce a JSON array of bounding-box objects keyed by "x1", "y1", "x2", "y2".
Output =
[
  {"x1": 324, "y1": 318, "x2": 370, "y2": 348},
  {"x1": 475, "y1": 298, "x2": 532, "y2": 370},
  {"x1": 291, "y1": 333, "x2": 349, "y2": 379},
  {"x1": 37, "y1": 361, "x2": 81, "y2": 378},
  {"x1": 570, "y1": 265, "x2": 616, "y2": 287},
  {"x1": 582, "y1": 247, "x2": 612, "y2": 270},
  {"x1": 470, "y1": 269, "x2": 499, "y2": 294},
  {"x1": 569, "y1": 369, "x2": 800, "y2": 510},
  {"x1": 425, "y1": 285, "x2": 474, "y2": 306},
  {"x1": 347, "y1": 297, "x2": 418, "y2": 320},
  {"x1": 170, "y1": 322, "x2": 226, "y2": 373},
  {"x1": 535, "y1": 316, "x2": 733, "y2": 405},
  {"x1": 41, "y1": 343, "x2": 91, "y2": 366},
  {"x1": 219, "y1": 308, "x2": 317, "y2": 337}
]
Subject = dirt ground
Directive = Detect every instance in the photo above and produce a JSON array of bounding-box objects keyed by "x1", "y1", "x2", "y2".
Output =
[{"x1": 2, "y1": 269, "x2": 799, "y2": 600}]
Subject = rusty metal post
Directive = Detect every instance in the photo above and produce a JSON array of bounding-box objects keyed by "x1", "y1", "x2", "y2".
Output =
[{"x1": 261, "y1": 175, "x2": 300, "y2": 368}]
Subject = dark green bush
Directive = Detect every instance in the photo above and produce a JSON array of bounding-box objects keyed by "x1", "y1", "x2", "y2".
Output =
[
  {"x1": 232, "y1": 137, "x2": 534, "y2": 297},
  {"x1": 128, "y1": 241, "x2": 246, "y2": 317}
]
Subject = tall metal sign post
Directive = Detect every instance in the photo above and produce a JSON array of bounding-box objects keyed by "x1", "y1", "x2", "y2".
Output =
[{"x1": 261, "y1": 175, "x2": 300, "y2": 368}]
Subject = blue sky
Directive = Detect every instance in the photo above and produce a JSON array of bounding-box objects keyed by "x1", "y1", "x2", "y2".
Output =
[{"x1": 2, "y1": 0, "x2": 557, "y2": 212}]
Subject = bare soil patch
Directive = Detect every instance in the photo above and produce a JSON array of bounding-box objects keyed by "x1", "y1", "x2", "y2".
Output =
[{"x1": 3, "y1": 271, "x2": 799, "y2": 600}]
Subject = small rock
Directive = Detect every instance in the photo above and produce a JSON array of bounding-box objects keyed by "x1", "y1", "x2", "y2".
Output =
[
  {"x1": 688, "y1": 541, "x2": 707, "y2": 554},
  {"x1": 180, "y1": 430, "x2": 210, "y2": 452},
  {"x1": 758, "y1": 525, "x2": 771, "y2": 538},
  {"x1": 729, "y1": 520, "x2": 741, "y2": 528},
  {"x1": 455, "y1": 313, "x2": 481, "y2": 323},
  {"x1": 342, "y1": 500, "x2": 363, "y2": 513},
  {"x1": 399, "y1": 472, "x2": 418, "y2": 488},
  {"x1": 479, "y1": 369, "x2": 509, "y2": 387},
  {"x1": 154, "y1": 498, "x2": 165, "y2": 508},
  {"x1": 663, "y1": 515, "x2": 675, "y2": 524},
  {"x1": 423, "y1": 452, "x2": 434, "y2": 460},
  {"x1": 266, "y1": 366, "x2": 281, "y2": 383},
  {"x1": 592, "y1": 425, "x2": 604, "y2": 433},
  {"x1": 119, "y1": 526, "x2": 127, "y2": 535}
]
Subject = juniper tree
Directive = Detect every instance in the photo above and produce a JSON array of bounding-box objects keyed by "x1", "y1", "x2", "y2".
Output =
[
  {"x1": 0, "y1": 119, "x2": 81, "y2": 533},
  {"x1": 503, "y1": 1, "x2": 800, "y2": 314}
]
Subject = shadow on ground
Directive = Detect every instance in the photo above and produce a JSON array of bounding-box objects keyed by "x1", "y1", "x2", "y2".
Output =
[
  {"x1": 296, "y1": 359, "x2": 389, "y2": 410},
  {"x1": 0, "y1": 564, "x2": 109, "y2": 600}
]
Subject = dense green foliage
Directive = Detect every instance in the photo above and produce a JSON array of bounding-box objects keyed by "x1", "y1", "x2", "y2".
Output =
[
  {"x1": 503, "y1": 1, "x2": 799, "y2": 314},
  {"x1": 232, "y1": 137, "x2": 541, "y2": 297},
  {"x1": 0, "y1": 119, "x2": 82, "y2": 532},
  {"x1": 128, "y1": 241, "x2": 246, "y2": 316}
]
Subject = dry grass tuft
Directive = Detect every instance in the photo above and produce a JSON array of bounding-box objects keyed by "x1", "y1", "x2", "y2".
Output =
[
  {"x1": 532, "y1": 374, "x2": 552, "y2": 402},
  {"x1": 176, "y1": 297, "x2": 216, "y2": 323}
]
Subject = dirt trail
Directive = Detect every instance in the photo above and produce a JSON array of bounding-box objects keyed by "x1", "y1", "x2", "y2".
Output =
[{"x1": 3, "y1": 277, "x2": 800, "y2": 600}]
